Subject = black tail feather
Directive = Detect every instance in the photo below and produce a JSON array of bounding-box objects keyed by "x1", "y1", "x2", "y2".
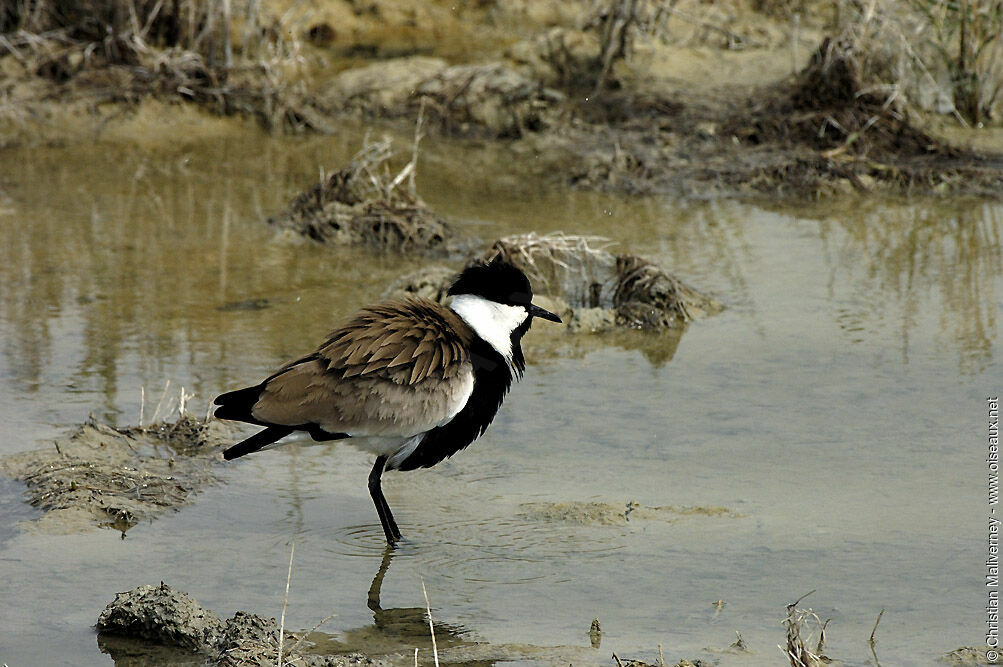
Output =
[
  {"x1": 223, "y1": 426, "x2": 294, "y2": 460},
  {"x1": 213, "y1": 383, "x2": 266, "y2": 424}
]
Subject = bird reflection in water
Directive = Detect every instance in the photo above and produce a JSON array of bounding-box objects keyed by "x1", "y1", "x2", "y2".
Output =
[{"x1": 303, "y1": 546, "x2": 469, "y2": 658}]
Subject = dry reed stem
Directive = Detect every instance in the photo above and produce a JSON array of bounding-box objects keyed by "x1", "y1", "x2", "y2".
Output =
[
  {"x1": 286, "y1": 610, "x2": 338, "y2": 657},
  {"x1": 869, "y1": 607, "x2": 884, "y2": 666},
  {"x1": 421, "y1": 578, "x2": 440, "y2": 667},
  {"x1": 152, "y1": 379, "x2": 171, "y2": 424},
  {"x1": 277, "y1": 541, "x2": 294, "y2": 667},
  {"x1": 781, "y1": 590, "x2": 827, "y2": 667},
  {"x1": 834, "y1": 0, "x2": 1002, "y2": 123}
]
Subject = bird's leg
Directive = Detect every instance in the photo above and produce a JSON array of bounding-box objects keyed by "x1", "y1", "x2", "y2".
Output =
[{"x1": 368, "y1": 455, "x2": 402, "y2": 545}]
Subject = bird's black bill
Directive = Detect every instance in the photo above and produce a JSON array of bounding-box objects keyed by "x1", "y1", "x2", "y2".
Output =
[{"x1": 529, "y1": 303, "x2": 562, "y2": 323}]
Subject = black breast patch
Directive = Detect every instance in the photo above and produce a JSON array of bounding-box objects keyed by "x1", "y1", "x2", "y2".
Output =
[{"x1": 393, "y1": 338, "x2": 513, "y2": 471}]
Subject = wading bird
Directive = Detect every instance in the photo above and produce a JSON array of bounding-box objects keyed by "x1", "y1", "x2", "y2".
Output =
[{"x1": 214, "y1": 257, "x2": 561, "y2": 545}]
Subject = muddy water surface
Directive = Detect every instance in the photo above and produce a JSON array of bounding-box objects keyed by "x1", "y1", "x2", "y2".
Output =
[{"x1": 0, "y1": 118, "x2": 998, "y2": 665}]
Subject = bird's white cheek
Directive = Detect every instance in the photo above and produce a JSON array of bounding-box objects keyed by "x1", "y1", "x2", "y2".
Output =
[{"x1": 449, "y1": 295, "x2": 527, "y2": 360}]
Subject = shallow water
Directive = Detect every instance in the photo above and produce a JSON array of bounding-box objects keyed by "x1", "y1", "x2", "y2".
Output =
[{"x1": 0, "y1": 117, "x2": 999, "y2": 665}]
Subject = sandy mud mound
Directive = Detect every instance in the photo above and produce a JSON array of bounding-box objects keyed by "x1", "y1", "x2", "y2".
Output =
[
  {"x1": 0, "y1": 414, "x2": 230, "y2": 534},
  {"x1": 941, "y1": 646, "x2": 995, "y2": 665},
  {"x1": 267, "y1": 137, "x2": 458, "y2": 254},
  {"x1": 415, "y1": 62, "x2": 564, "y2": 138},
  {"x1": 505, "y1": 27, "x2": 604, "y2": 91},
  {"x1": 97, "y1": 583, "x2": 381, "y2": 666},
  {"x1": 387, "y1": 233, "x2": 721, "y2": 332},
  {"x1": 326, "y1": 57, "x2": 449, "y2": 117},
  {"x1": 326, "y1": 59, "x2": 564, "y2": 138}
]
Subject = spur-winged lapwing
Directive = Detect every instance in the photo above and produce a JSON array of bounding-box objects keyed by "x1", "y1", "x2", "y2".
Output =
[{"x1": 214, "y1": 257, "x2": 562, "y2": 545}]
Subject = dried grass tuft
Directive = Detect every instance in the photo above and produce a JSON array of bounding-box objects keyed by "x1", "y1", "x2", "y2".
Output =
[
  {"x1": 486, "y1": 232, "x2": 617, "y2": 307},
  {"x1": 830, "y1": 0, "x2": 1003, "y2": 126},
  {"x1": 269, "y1": 136, "x2": 452, "y2": 254},
  {"x1": 613, "y1": 254, "x2": 718, "y2": 328},
  {"x1": 781, "y1": 591, "x2": 831, "y2": 667}
]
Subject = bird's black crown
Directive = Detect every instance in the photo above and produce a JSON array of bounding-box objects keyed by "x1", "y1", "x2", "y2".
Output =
[{"x1": 448, "y1": 256, "x2": 534, "y2": 307}]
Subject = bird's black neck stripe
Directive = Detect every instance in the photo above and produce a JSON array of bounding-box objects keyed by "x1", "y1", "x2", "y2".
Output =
[
  {"x1": 508, "y1": 317, "x2": 531, "y2": 378},
  {"x1": 394, "y1": 335, "x2": 516, "y2": 471}
]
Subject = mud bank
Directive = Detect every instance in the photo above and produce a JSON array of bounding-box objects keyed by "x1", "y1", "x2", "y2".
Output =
[
  {"x1": 0, "y1": 414, "x2": 230, "y2": 534},
  {"x1": 560, "y1": 40, "x2": 1003, "y2": 198},
  {"x1": 316, "y1": 33, "x2": 1003, "y2": 198},
  {"x1": 97, "y1": 583, "x2": 380, "y2": 666},
  {"x1": 96, "y1": 582, "x2": 604, "y2": 666},
  {"x1": 3, "y1": 1, "x2": 1000, "y2": 199}
]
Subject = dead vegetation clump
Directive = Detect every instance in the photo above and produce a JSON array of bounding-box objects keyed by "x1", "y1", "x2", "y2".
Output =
[
  {"x1": 560, "y1": 25, "x2": 1003, "y2": 199},
  {"x1": 268, "y1": 137, "x2": 458, "y2": 255},
  {"x1": 781, "y1": 592, "x2": 831, "y2": 667},
  {"x1": 719, "y1": 35, "x2": 1003, "y2": 195},
  {"x1": 613, "y1": 254, "x2": 721, "y2": 328},
  {"x1": 0, "y1": 412, "x2": 230, "y2": 534},
  {"x1": 726, "y1": 36, "x2": 952, "y2": 158},
  {"x1": 0, "y1": 0, "x2": 325, "y2": 132},
  {"x1": 831, "y1": 0, "x2": 1003, "y2": 127},
  {"x1": 485, "y1": 232, "x2": 617, "y2": 308},
  {"x1": 543, "y1": 2, "x2": 1003, "y2": 198}
]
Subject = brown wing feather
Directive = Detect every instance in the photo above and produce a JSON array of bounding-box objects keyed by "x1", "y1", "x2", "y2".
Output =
[{"x1": 249, "y1": 297, "x2": 475, "y2": 437}]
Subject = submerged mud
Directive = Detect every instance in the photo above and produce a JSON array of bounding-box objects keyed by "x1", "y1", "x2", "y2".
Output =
[
  {"x1": 520, "y1": 501, "x2": 741, "y2": 526},
  {"x1": 0, "y1": 415, "x2": 230, "y2": 534}
]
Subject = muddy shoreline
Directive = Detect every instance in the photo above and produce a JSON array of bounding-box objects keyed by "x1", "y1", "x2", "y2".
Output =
[{"x1": 3, "y1": 1, "x2": 1002, "y2": 200}]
